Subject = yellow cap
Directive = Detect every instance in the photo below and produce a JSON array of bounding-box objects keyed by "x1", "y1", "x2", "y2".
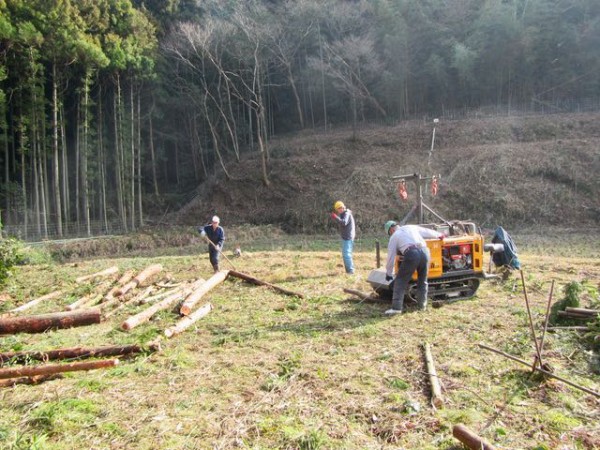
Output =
[{"x1": 334, "y1": 201, "x2": 345, "y2": 210}]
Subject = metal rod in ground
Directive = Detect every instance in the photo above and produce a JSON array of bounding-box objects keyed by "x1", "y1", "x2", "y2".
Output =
[
  {"x1": 536, "y1": 280, "x2": 555, "y2": 371},
  {"x1": 478, "y1": 343, "x2": 600, "y2": 398},
  {"x1": 519, "y1": 270, "x2": 544, "y2": 371}
]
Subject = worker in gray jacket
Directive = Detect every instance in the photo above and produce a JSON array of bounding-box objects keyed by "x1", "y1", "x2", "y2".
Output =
[
  {"x1": 384, "y1": 221, "x2": 444, "y2": 315},
  {"x1": 330, "y1": 201, "x2": 355, "y2": 274}
]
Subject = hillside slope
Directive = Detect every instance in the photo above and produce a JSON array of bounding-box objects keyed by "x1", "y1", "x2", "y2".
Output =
[{"x1": 175, "y1": 113, "x2": 600, "y2": 233}]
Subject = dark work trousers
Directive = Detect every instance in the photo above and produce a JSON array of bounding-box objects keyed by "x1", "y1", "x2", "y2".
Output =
[
  {"x1": 208, "y1": 246, "x2": 220, "y2": 272},
  {"x1": 391, "y1": 247, "x2": 430, "y2": 311}
]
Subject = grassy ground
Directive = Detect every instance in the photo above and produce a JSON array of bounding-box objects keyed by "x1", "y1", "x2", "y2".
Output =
[{"x1": 0, "y1": 235, "x2": 599, "y2": 449}]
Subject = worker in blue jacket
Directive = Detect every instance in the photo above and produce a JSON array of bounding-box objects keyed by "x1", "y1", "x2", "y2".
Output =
[{"x1": 199, "y1": 215, "x2": 225, "y2": 272}]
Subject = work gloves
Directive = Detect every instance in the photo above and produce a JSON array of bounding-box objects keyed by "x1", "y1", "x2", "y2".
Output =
[{"x1": 200, "y1": 230, "x2": 206, "y2": 238}]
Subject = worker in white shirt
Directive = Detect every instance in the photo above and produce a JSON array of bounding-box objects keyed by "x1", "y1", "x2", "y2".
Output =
[{"x1": 383, "y1": 221, "x2": 444, "y2": 315}]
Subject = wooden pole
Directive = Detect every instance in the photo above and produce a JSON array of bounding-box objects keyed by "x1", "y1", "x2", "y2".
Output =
[
  {"x1": 0, "y1": 309, "x2": 101, "y2": 335},
  {"x1": 423, "y1": 343, "x2": 443, "y2": 408},
  {"x1": 478, "y1": 343, "x2": 600, "y2": 398},
  {"x1": 165, "y1": 303, "x2": 213, "y2": 338},
  {"x1": 519, "y1": 270, "x2": 544, "y2": 371},
  {"x1": 180, "y1": 271, "x2": 228, "y2": 316},
  {"x1": 228, "y1": 270, "x2": 304, "y2": 298},
  {"x1": 452, "y1": 424, "x2": 496, "y2": 450},
  {"x1": 0, "y1": 342, "x2": 160, "y2": 365},
  {"x1": 535, "y1": 280, "x2": 555, "y2": 370},
  {"x1": 76, "y1": 266, "x2": 119, "y2": 283},
  {"x1": 0, "y1": 359, "x2": 119, "y2": 379},
  {"x1": 564, "y1": 307, "x2": 600, "y2": 316},
  {"x1": 9, "y1": 290, "x2": 62, "y2": 314}
]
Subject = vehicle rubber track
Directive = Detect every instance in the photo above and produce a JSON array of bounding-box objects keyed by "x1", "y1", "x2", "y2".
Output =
[{"x1": 407, "y1": 274, "x2": 481, "y2": 304}]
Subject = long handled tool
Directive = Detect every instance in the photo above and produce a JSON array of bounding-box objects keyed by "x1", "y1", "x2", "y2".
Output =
[{"x1": 203, "y1": 235, "x2": 237, "y2": 271}]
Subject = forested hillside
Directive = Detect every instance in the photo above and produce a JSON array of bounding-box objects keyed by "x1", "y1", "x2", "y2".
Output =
[{"x1": 1, "y1": 0, "x2": 599, "y2": 240}]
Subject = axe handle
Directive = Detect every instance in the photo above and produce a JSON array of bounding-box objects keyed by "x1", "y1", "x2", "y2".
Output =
[{"x1": 204, "y1": 236, "x2": 237, "y2": 270}]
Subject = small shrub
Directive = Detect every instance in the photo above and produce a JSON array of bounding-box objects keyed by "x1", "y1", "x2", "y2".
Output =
[{"x1": 0, "y1": 237, "x2": 24, "y2": 285}]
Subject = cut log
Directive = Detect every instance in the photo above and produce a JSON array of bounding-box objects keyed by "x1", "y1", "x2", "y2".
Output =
[
  {"x1": 9, "y1": 291, "x2": 63, "y2": 314},
  {"x1": 565, "y1": 307, "x2": 600, "y2": 316},
  {"x1": 180, "y1": 272, "x2": 228, "y2": 316},
  {"x1": 165, "y1": 303, "x2": 213, "y2": 338},
  {"x1": 103, "y1": 270, "x2": 136, "y2": 301},
  {"x1": 0, "y1": 374, "x2": 63, "y2": 388},
  {"x1": 423, "y1": 343, "x2": 443, "y2": 408},
  {"x1": 343, "y1": 288, "x2": 382, "y2": 302},
  {"x1": 228, "y1": 270, "x2": 304, "y2": 298},
  {"x1": 557, "y1": 311, "x2": 593, "y2": 319},
  {"x1": 0, "y1": 342, "x2": 160, "y2": 365},
  {"x1": 121, "y1": 280, "x2": 203, "y2": 331},
  {"x1": 0, "y1": 358, "x2": 119, "y2": 379},
  {"x1": 114, "y1": 264, "x2": 163, "y2": 297},
  {"x1": 547, "y1": 326, "x2": 590, "y2": 331},
  {"x1": 66, "y1": 293, "x2": 103, "y2": 311},
  {"x1": 103, "y1": 286, "x2": 157, "y2": 318},
  {"x1": 0, "y1": 309, "x2": 101, "y2": 335},
  {"x1": 76, "y1": 266, "x2": 119, "y2": 283},
  {"x1": 452, "y1": 424, "x2": 496, "y2": 450}
]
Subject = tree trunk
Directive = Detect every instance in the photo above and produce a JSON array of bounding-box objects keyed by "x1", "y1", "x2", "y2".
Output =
[
  {"x1": 114, "y1": 264, "x2": 163, "y2": 297},
  {"x1": 0, "y1": 309, "x2": 101, "y2": 335},
  {"x1": 148, "y1": 99, "x2": 159, "y2": 195},
  {"x1": 179, "y1": 271, "x2": 228, "y2": 316},
  {"x1": 51, "y1": 61, "x2": 63, "y2": 237},
  {"x1": 8, "y1": 290, "x2": 63, "y2": 314},
  {"x1": 0, "y1": 343, "x2": 160, "y2": 365},
  {"x1": 0, "y1": 374, "x2": 63, "y2": 388},
  {"x1": 76, "y1": 266, "x2": 119, "y2": 284},
  {"x1": 165, "y1": 303, "x2": 212, "y2": 338},
  {"x1": 82, "y1": 69, "x2": 91, "y2": 236},
  {"x1": 452, "y1": 424, "x2": 496, "y2": 450},
  {"x1": 0, "y1": 359, "x2": 118, "y2": 380},
  {"x1": 423, "y1": 343, "x2": 443, "y2": 408},
  {"x1": 228, "y1": 270, "x2": 304, "y2": 298},
  {"x1": 122, "y1": 285, "x2": 191, "y2": 331}
]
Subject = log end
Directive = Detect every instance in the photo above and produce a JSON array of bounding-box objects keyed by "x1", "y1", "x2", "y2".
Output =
[
  {"x1": 179, "y1": 305, "x2": 191, "y2": 316},
  {"x1": 164, "y1": 329, "x2": 174, "y2": 338}
]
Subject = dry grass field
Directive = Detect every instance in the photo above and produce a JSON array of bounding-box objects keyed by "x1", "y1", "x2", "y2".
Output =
[{"x1": 0, "y1": 232, "x2": 599, "y2": 449}]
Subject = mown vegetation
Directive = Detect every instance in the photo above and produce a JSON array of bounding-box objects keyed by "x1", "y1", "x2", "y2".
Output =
[{"x1": 0, "y1": 232, "x2": 598, "y2": 449}]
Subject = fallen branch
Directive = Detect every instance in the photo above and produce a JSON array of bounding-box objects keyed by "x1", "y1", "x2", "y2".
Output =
[
  {"x1": 0, "y1": 342, "x2": 160, "y2": 365},
  {"x1": 228, "y1": 270, "x2": 304, "y2": 298},
  {"x1": 0, "y1": 374, "x2": 63, "y2": 388},
  {"x1": 0, "y1": 359, "x2": 119, "y2": 379},
  {"x1": 180, "y1": 272, "x2": 228, "y2": 316},
  {"x1": 76, "y1": 266, "x2": 119, "y2": 284},
  {"x1": 343, "y1": 288, "x2": 382, "y2": 302},
  {"x1": 565, "y1": 307, "x2": 600, "y2": 316},
  {"x1": 478, "y1": 343, "x2": 600, "y2": 398},
  {"x1": 9, "y1": 291, "x2": 63, "y2": 314},
  {"x1": 452, "y1": 424, "x2": 496, "y2": 450},
  {"x1": 423, "y1": 343, "x2": 443, "y2": 408},
  {"x1": 0, "y1": 309, "x2": 101, "y2": 335},
  {"x1": 165, "y1": 303, "x2": 213, "y2": 338}
]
